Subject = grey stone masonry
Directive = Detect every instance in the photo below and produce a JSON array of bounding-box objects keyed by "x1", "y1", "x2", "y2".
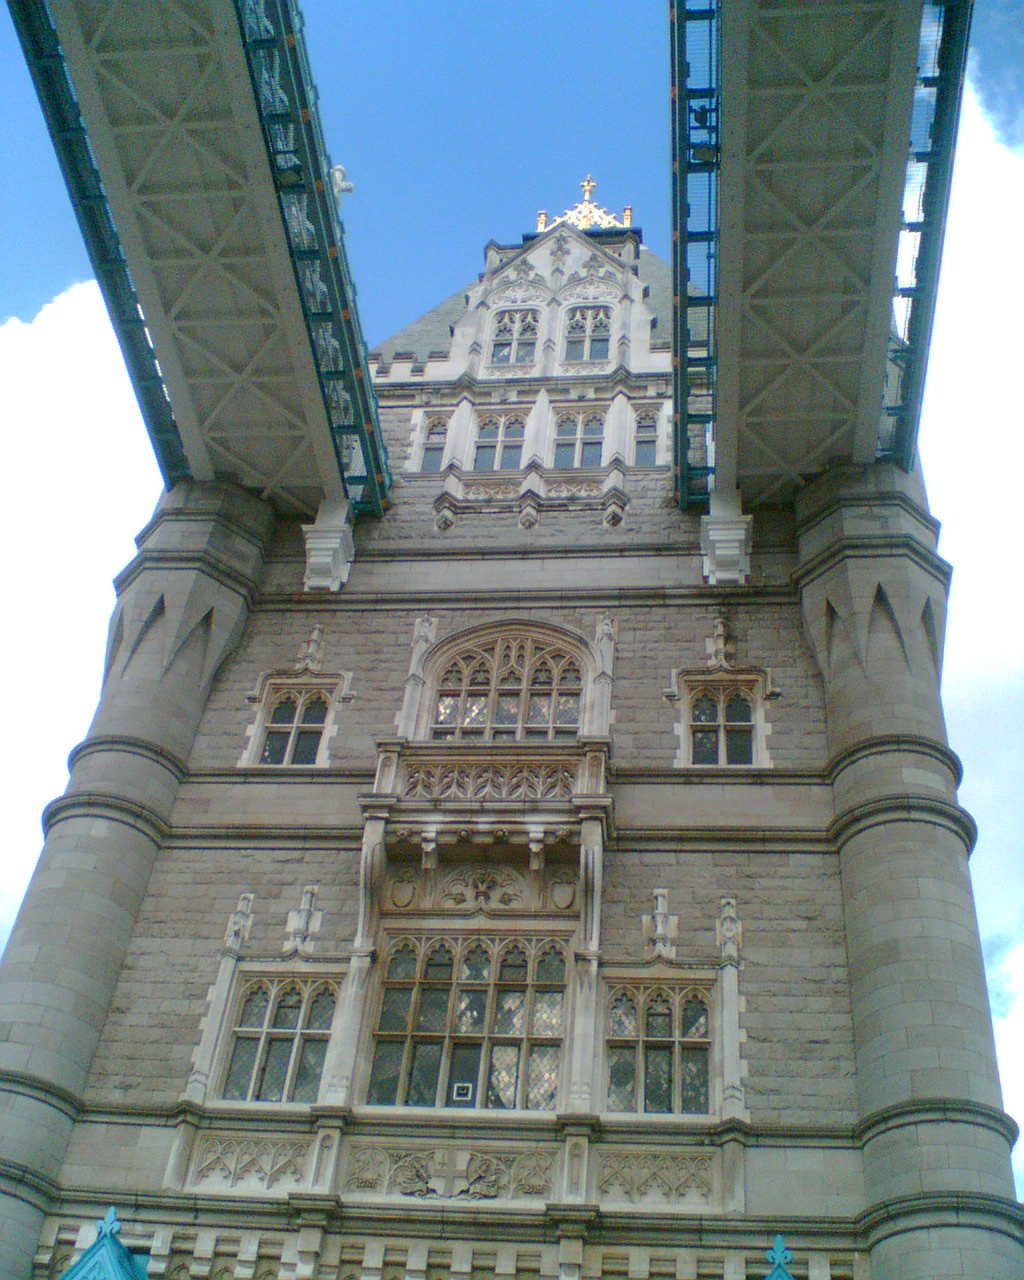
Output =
[
  {"x1": 795, "y1": 464, "x2": 1023, "y2": 1277},
  {"x1": 0, "y1": 483, "x2": 273, "y2": 1280}
]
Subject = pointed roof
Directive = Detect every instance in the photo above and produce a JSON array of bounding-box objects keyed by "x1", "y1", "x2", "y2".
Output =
[
  {"x1": 57, "y1": 1209, "x2": 148, "y2": 1280},
  {"x1": 370, "y1": 242, "x2": 672, "y2": 367}
]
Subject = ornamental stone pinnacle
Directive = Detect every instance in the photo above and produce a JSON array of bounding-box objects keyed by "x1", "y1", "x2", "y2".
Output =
[{"x1": 536, "y1": 176, "x2": 633, "y2": 232}]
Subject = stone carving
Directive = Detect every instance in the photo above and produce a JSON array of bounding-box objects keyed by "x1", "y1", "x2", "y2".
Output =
[
  {"x1": 345, "y1": 1145, "x2": 554, "y2": 1199},
  {"x1": 598, "y1": 1151, "x2": 713, "y2": 1202},
  {"x1": 192, "y1": 1137, "x2": 310, "y2": 1190},
  {"x1": 463, "y1": 482, "x2": 520, "y2": 501},
  {"x1": 548, "y1": 867, "x2": 577, "y2": 911},
  {"x1": 560, "y1": 277, "x2": 619, "y2": 304},
  {"x1": 546, "y1": 480, "x2": 603, "y2": 498},
  {"x1": 440, "y1": 868, "x2": 526, "y2": 911},
  {"x1": 642, "y1": 887, "x2": 678, "y2": 960},
  {"x1": 283, "y1": 884, "x2": 322, "y2": 957},
  {"x1": 404, "y1": 761, "x2": 575, "y2": 802},
  {"x1": 224, "y1": 892, "x2": 254, "y2": 950},
  {"x1": 717, "y1": 896, "x2": 742, "y2": 961},
  {"x1": 490, "y1": 281, "x2": 548, "y2": 305},
  {"x1": 294, "y1": 623, "x2": 323, "y2": 672}
]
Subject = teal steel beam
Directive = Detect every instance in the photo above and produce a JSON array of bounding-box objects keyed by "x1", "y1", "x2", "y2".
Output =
[
  {"x1": 670, "y1": 1, "x2": 718, "y2": 510},
  {"x1": 880, "y1": 0, "x2": 973, "y2": 470},
  {"x1": 234, "y1": 0, "x2": 392, "y2": 517}
]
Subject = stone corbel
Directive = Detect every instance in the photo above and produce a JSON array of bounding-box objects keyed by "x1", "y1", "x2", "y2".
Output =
[
  {"x1": 600, "y1": 462, "x2": 627, "y2": 527},
  {"x1": 302, "y1": 496, "x2": 355, "y2": 591},
  {"x1": 700, "y1": 490, "x2": 753, "y2": 585}
]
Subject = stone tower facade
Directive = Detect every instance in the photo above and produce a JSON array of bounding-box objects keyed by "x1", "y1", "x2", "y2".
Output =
[{"x1": 1, "y1": 206, "x2": 1021, "y2": 1280}]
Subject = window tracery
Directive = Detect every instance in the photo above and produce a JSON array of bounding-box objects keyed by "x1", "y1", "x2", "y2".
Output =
[
  {"x1": 491, "y1": 309, "x2": 539, "y2": 365},
  {"x1": 474, "y1": 412, "x2": 526, "y2": 471},
  {"x1": 689, "y1": 688, "x2": 755, "y2": 766},
  {"x1": 366, "y1": 934, "x2": 568, "y2": 1110},
  {"x1": 430, "y1": 636, "x2": 583, "y2": 741},
  {"x1": 554, "y1": 409, "x2": 605, "y2": 468},
  {"x1": 564, "y1": 305, "x2": 611, "y2": 362},
  {"x1": 606, "y1": 985, "x2": 711, "y2": 1114},
  {"x1": 420, "y1": 415, "x2": 449, "y2": 472},
  {"x1": 221, "y1": 977, "x2": 338, "y2": 1104},
  {"x1": 257, "y1": 690, "x2": 330, "y2": 765},
  {"x1": 634, "y1": 409, "x2": 659, "y2": 465}
]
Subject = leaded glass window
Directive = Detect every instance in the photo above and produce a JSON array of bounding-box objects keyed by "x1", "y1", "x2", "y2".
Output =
[
  {"x1": 491, "y1": 310, "x2": 539, "y2": 365},
  {"x1": 431, "y1": 635, "x2": 583, "y2": 741},
  {"x1": 605, "y1": 986, "x2": 711, "y2": 1114},
  {"x1": 474, "y1": 413, "x2": 526, "y2": 471},
  {"x1": 634, "y1": 409, "x2": 659, "y2": 465},
  {"x1": 564, "y1": 306, "x2": 611, "y2": 362},
  {"x1": 259, "y1": 691, "x2": 330, "y2": 765},
  {"x1": 420, "y1": 416, "x2": 449, "y2": 472},
  {"x1": 222, "y1": 979, "x2": 337, "y2": 1103},
  {"x1": 553, "y1": 409, "x2": 605, "y2": 468},
  {"x1": 689, "y1": 688, "x2": 754, "y2": 766},
  {"x1": 367, "y1": 936, "x2": 567, "y2": 1110}
]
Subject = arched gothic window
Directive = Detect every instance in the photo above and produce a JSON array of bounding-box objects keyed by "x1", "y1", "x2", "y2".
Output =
[
  {"x1": 564, "y1": 305, "x2": 611, "y2": 362},
  {"x1": 221, "y1": 978, "x2": 337, "y2": 1103},
  {"x1": 430, "y1": 636, "x2": 584, "y2": 741},
  {"x1": 420, "y1": 415, "x2": 449, "y2": 472},
  {"x1": 554, "y1": 409, "x2": 605, "y2": 468},
  {"x1": 606, "y1": 986, "x2": 710, "y2": 1114},
  {"x1": 634, "y1": 409, "x2": 659, "y2": 465},
  {"x1": 690, "y1": 689, "x2": 754, "y2": 765},
  {"x1": 491, "y1": 310, "x2": 539, "y2": 365},
  {"x1": 474, "y1": 413, "x2": 525, "y2": 471},
  {"x1": 260, "y1": 691, "x2": 330, "y2": 765}
]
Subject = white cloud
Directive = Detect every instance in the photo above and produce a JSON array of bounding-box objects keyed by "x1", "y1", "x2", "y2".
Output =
[
  {"x1": 920, "y1": 82, "x2": 1024, "y2": 1194},
  {"x1": 0, "y1": 282, "x2": 162, "y2": 951}
]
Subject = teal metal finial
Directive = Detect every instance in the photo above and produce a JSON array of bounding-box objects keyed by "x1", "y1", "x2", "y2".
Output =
[
  {"x1": 96, "y1": 1207, "x2": 121, "y2": 1238},
  {"x1": 764, "y1": 1235, "x2": 795, "y2": 1280}
]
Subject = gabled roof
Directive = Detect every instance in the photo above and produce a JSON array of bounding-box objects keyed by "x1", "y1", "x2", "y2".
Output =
[
  {"x1": 57, "y1": 1209, "x2": 148, "y2": 1280},
  {"x1": 370, "y1": 241, "x2": 672, "y2": 366}
]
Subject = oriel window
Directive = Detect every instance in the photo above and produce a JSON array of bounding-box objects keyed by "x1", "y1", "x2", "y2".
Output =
[{"x1": 367, "y1": 937, "x2": 567, "y2": 1110}]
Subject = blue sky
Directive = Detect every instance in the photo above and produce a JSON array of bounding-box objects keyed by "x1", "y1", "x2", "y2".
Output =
[{"x1": 2, "y1": 2, "x2": 1023, "y2": 1190}]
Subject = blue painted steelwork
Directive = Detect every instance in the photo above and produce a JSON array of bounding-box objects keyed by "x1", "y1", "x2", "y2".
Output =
[
  {"x1": 880, "y1": 0, "x2": 973, "y2": 470},
  {"x1": 762, "y1": 1235, "x2": 796, "y2": 1280},
  {"x1": 234, "y1": 0, "x2": 392, "y2": 516},
  {"x1": 6, "y1": 0, "x2": 190, "y2": 488},
  {"x1": 56, "y1": 1207, "x2": 148, "y2": 1280},
  {"x1": 670, "y1": 1, "x2": 718, "y2": 510}
]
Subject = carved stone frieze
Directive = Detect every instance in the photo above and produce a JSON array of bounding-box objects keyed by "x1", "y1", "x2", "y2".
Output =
[
  {"x1": 191, "y1": 1136, "x2": 310, "y2": 1191},
  {"x1": 546, "y1": 480, "x2": 603, "y2": 498},
  {"x1": 386, "y1": 861, "x2": 575, "y2": 914},
  {"x1": 404, "y1": 761, "x2": 576, "y2": 803},
  {"x1": 597, "y1": 1150, "x2": 713, "y2": 1203},
  {"x1": 344, "y1": 1144, "x2": 555, "y2": 1199}
]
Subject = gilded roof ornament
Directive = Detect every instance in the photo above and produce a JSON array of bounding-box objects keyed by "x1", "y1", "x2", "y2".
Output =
[{"x1": 537, "y1": 176, "x2": 632, "y2": 232}]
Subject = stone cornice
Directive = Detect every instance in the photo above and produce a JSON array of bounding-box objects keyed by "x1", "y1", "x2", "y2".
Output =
[
  {"x1": 68, "y1": 734, "x2": 189, "y2": 782},
  {"x1": 0, "y1": 1069, "x2": 82, "y2": 1121},
  {"x1": 857, "y1": 1190, "x2": 1024, "y2": 1249},
  {"x1": 855, "y1": 1097, "x2": 1019, "y2": 1149},
  {"x1": 794, "y1": 483, "x2": 941, "y2": 542},
  {"x1": 791, "y1": 532, "x2": 951, "y2": 593},
  {"x1": 114, "y1": 546, "x2": 266, "y2": 602},
  {"x1": 827, "y1": 733, "x2": 963, "y2": 787},
  {"x1": 41, "y1": 791, "x2": 170, "y2": 843},
  {"x1": 828, "y1": 793, "x2": 976, "y2": 852}
]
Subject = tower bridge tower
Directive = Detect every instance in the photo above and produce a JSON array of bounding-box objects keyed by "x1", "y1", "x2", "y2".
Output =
[{"x1": 2, "y1": 2, "x2": 1021, "y2": 1278}]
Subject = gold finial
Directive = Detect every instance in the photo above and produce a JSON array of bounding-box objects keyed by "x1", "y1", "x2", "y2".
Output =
[{"x1": 538, "y1": 177, "x2": 633, "y2": 233}]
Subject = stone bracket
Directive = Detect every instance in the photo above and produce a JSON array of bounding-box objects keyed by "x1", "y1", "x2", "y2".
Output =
[{"x1": 302, "y1": 497, "x2": 355, "y2": 591}]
